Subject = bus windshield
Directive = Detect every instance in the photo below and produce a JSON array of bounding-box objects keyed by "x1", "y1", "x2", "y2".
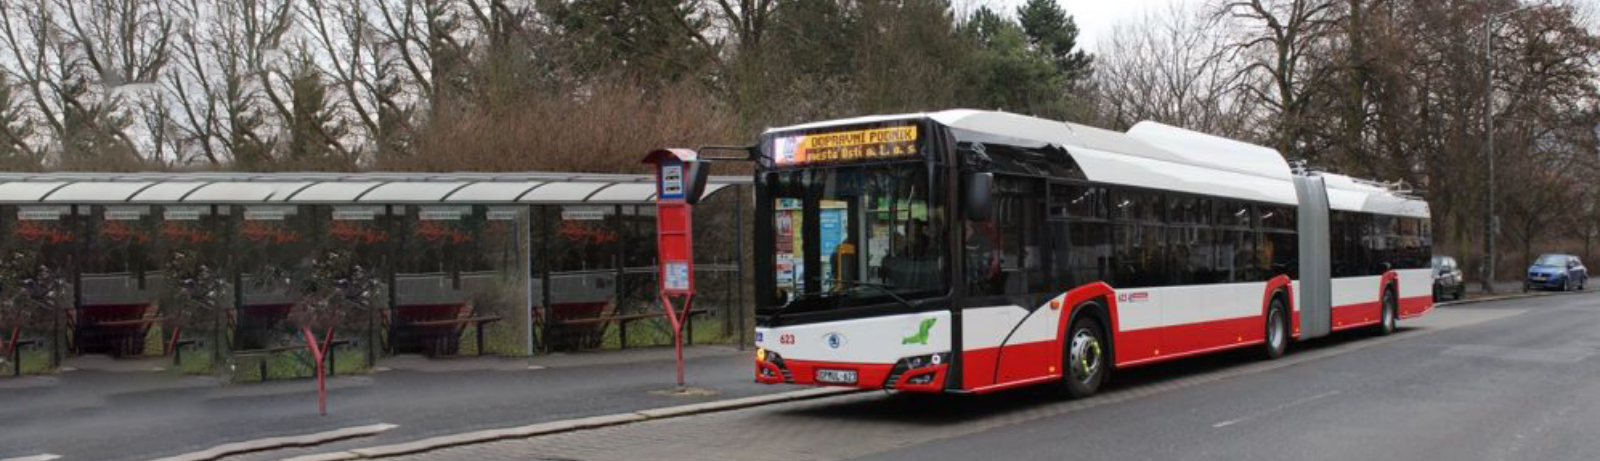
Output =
[{"x1": 764, "y1": 163, "x2": 947, "y2": 311}]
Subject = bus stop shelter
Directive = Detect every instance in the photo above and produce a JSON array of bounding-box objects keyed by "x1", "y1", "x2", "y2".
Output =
[{"x1": 0, "y1": 172, "x2": 750, "y2": 373}]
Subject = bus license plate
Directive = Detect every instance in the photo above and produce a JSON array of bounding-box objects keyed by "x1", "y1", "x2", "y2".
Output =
[{"x1": 816, "y1": 369, "x2": 857, "y2": 384}]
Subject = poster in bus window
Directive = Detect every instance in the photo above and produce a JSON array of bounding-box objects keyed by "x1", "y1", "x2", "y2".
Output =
[
  {"x1": 819, "y1": 208, "x2": 844, "y2": 258},
  {"x1": 819, "y1": 207, "x2": 848, "y2": 290},
  {"x1": 775, "y1": 208, "x2": 794, "y2": 250},
  {"x1": 776, "y1": 254, "x2": 795, "y2": 291},
  {"x1": 775, "y1": 206, "x2": 797, "y2": 290}
]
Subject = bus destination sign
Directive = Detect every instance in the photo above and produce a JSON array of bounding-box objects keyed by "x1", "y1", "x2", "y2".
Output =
[{"x1": 773, "y1": 125, "x2": 919, "y2": 166}]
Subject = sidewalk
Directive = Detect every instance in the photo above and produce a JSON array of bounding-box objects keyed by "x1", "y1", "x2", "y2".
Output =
[
  {"x1": 1451, "y1": 280, "x2": 1580, "y2": 304},
  {"x1": 1462, "y1": 281, "x2": 1526, "y2": 297},
  {"x1": 0, "y1": 345, "x2": 790, "y2": 461}
]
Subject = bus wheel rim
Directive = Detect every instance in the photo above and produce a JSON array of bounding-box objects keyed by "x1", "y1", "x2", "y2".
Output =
[
  {"x1": 1385, "y1": 295, "x2": 1396, "y2": 329},
  {"x1": 1070, "y1": 329, "x2": 1101, "y2": 383},
  {"x1": 1268, "y1": 308, "x2": 1285, "y2": 349}
]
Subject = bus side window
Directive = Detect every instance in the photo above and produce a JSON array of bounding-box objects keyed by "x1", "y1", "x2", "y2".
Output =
[
  {"x1": 966, "y1": 177, "x2": 1033, "y2": 297},
  {"x1": 1022, "y1": 180, "x2": 1049, "y2": 296},
  {"x1": 1112, "y1": 188, "x2": 1167, "y2": 287}
]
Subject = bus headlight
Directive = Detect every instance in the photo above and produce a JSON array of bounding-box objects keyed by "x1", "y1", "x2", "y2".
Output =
[
  {"x1": 897, "y1": 352, "x2": 950, "y2": 370},
  {"x1": 890, "y1": 353, "x2": 949, "y2": 388}
]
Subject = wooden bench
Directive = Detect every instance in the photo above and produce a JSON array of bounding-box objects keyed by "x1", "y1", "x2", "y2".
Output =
[
  {"x1": 4, "y1": 338, "x2": 39, "y2": 377},
  {"x1": 97, "y1": 317, "x2": 164, "y2": 357},
  {"x1": 234, "y1": 304, "x2": 294, "y2": 351},
  {"x1": 393, "y1": 304, "x2": 505, "y2": 357},
  {"x1": 409, "y1": 316, "x2": 502, "y2": 356},
  {"x1": 169, "y1": 338, "x2": 202, "y2": 366},
  {"x1": 234, "y1": 339, "x2": 353, "y2": 381},
  {"x1": 77, "y1": 304, "x2": 161, "y2": 357},
  {"x1": 556, "y1": 309, "x2": 708, "y2": 349}
]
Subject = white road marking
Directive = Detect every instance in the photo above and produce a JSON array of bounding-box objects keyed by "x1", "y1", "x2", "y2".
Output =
[
  {"x1": 0, "y1": 455, "x2": 63, "y2": 461},
  {"x1": 1213, "y1": 390, "x2": 1342, "y2": 428}
]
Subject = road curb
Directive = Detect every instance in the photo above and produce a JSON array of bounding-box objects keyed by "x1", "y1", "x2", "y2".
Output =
[
  {"x1": 1438, "y1": 288, "x2": 1588, "y2": 307},
  {"x1": 150, "y1": 423, "x2": 397, "y2": 461},
  {"x1": 278, "y1": 387, "x2": 859, "y2": 461}
]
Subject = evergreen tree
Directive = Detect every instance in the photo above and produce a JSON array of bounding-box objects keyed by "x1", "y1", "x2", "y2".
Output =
[
  {"x1": 1016, "y1": 0, "x2": 1093, "y2": 84},
  {"x1": 281, "y1": 61, "x2": 351, "y2": 170},
  {"x1": 537, "y1": 0, "x2": 716, "y2": 82},
  {"x1": 961, "y1": 6, "x2": 1070, "y2": 118}
]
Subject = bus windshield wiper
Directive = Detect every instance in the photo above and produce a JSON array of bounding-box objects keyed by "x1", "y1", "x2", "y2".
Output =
[
  {"x1": 828, "y1": 279, "x2": 917, "y2": 310},
  {"x1": 780, "y1": 280, "x2": 916, "y2": 313}
]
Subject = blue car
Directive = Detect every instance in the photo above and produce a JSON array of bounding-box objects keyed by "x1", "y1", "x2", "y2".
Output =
[{"x1": 1524, "y1": 254, "x2": 1588, "y2": 292}]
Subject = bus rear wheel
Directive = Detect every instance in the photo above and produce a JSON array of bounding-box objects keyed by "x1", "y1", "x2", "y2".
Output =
[
  {"x1": 1377, "y1": 289, "x2": 1398, "y2": 336},
  {"x1": 1063, "y1": 315, "x2": 1107, "y2": 398},
  {"x1": 1263, "y1": 297, "x2": 1288, "y2": 359}
]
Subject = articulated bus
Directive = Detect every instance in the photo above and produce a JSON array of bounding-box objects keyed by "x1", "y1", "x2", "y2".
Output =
[{"x1": 751, "y1": 110, "x2": 1432, "y2": 396}]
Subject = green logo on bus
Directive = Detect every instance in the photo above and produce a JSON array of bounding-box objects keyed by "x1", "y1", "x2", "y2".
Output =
[{"x1": 902, "y1": 318, "x2": 937, "y2": 345}]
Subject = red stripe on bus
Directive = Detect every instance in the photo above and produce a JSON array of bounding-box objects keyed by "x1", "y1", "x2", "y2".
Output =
[{"x1": 967, "y1": 294, "x2": 1432, "y2": 390}]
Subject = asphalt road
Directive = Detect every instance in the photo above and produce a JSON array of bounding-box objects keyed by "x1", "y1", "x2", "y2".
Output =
[
  {"x1": 379, "y1": 291, "x2": 1600, "y2": 461},
  {"x1": 862, "y1": 292, "x2": 1600, "y2": 461}
]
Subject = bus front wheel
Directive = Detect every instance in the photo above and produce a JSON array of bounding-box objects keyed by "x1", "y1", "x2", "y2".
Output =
[{"x1": 1063, "y1": 315, "x2": 1107, "y2": 398}]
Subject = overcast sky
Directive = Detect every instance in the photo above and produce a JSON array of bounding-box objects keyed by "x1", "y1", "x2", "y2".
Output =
[{"x1": 982, "y1": 0, "x2": 1600, "y2": 53}]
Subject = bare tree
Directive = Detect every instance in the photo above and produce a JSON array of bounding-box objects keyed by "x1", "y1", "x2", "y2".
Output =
[
  {"x1": 1095, "y1": 2, "x2": 1259, "y2": 139},
  {"x1": 302, "y1": 0, "x2": 419, "y2": 166},
  {"x1": 712, "y1": 0, "x2": 777, "y2": 57},
  {"x1": 135, "y1": 91, "x2": 177, "y2": 167},
  {"x1": 0, "y1": 72, "x2": 44, "y2": 170},
  {"x1": 1217, "y1": 0, "x2": 1340, "y2": 160},
  {"x1": 373, "y1": 0, "x2": 473, "y2": 113},
  {"x1": 0, "y1": 0, "x2": 73, "y2": 167},
  {"x1": 165, "y1": 0, "x2": 292, "y2": 168},
  {"x1": 45, "y1": 0, "x2": 173, "y2": 170}
]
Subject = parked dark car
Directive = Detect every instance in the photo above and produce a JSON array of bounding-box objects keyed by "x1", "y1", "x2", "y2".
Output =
[
  {"x1": 1432, "y1": 255, "x2": 1466, "y2": 301},
  {"x1": 1524, "y1": 254, "x2": 1588, "y2": 292}
]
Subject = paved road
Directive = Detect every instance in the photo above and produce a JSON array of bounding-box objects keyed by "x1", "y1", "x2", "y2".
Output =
[
  {"x1": 0, "y1": 346, "x2": 789, "y2": 461},
  {"x1": 380, "y1": 291, "x2": 1600, "y2": 461}
]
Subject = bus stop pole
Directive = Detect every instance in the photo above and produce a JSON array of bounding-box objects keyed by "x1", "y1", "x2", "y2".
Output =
[{"x1": 736, "y1": 185, "x2": 746, "y2": 351}]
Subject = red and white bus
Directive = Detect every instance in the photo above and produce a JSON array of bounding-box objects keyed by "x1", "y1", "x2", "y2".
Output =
[{"x1": 751, "y1": 110, "x2": 1433, "y2": 396}]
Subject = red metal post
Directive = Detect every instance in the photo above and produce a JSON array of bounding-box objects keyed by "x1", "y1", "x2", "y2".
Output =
[
  {"x1": 5, "y1": 327, "x2": 17, "y2": 363},
  {"x1": 644, "y1": 149, "x2": 701, "y2": 390},
  {"x1": 302, "y1": 326, "x2": 328, "y2": 415},
  {"x1": 166, "y1": 326, "x2": 182, "y2": 355}
]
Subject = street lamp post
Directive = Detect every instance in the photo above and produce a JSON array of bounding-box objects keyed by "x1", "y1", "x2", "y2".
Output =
[{"x1": 1481, "y1": 4, "x2": 1538, "y2": 294}]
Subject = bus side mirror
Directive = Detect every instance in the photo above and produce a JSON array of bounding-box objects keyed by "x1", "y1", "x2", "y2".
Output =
[{"x1": 966, "y1": 172, "x2": 994, "y2": 222}]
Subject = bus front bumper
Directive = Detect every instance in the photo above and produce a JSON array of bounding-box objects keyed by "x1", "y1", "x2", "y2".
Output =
[{"x1": 756, "y1": 350, "x2": 950, "y2": 392}]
